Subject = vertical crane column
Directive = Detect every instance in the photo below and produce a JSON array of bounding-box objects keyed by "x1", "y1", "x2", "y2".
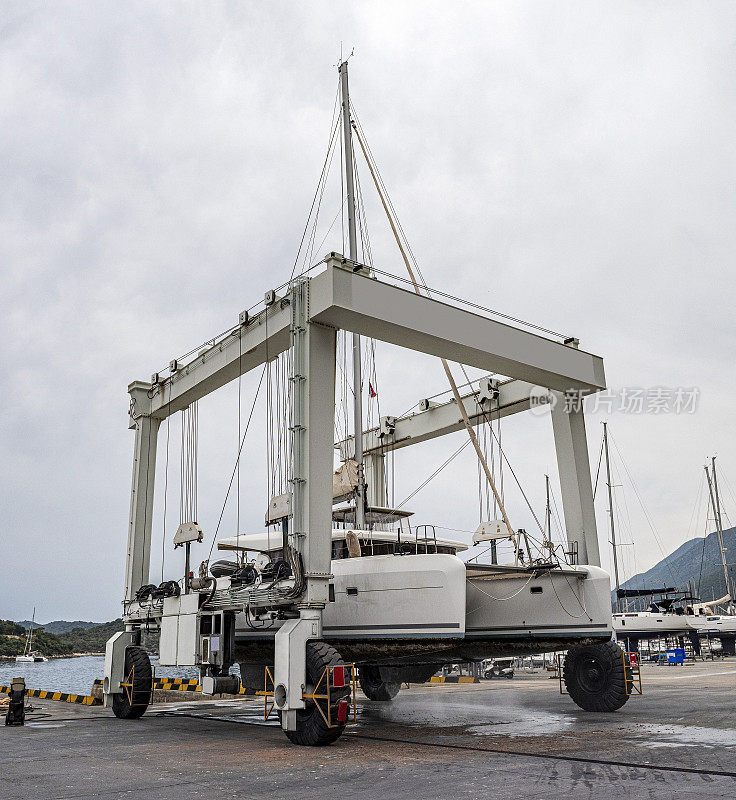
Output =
[
  {"x1": 124, "y1": 382, "x2": 160, "y2": 602},
  {"x1": 364, "y1": 452, "x2": 387, "y2": 509},
  {"x1": 550, "y1": 391, "x2": 600, "y2": 567},
  {"x1": 275, "y1": 277, "x2": 336, "y2": 730},
  {"x1": 106, "y1": 382, "x2": 158, "y2": 706}
]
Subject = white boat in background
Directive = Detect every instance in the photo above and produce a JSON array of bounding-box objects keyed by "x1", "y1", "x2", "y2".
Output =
[
  {"x1": 613, "y1": 594, "x2": 736, "y2": 654},
  {"x1": 15, "y1": 653, "x2": 48, "y2": 663},
  {"x1": 613, "y1": 598, "x2": 690, "y2": 641},
  {"x1": 15, "y1": 608, "x2": 48, "y2": 663},
  {"x1": 686, "y1": 595, "x2": 736, "y2": 636},
  {"x1": 613, "y1": 456, "x2": 736, "y2": 654}
]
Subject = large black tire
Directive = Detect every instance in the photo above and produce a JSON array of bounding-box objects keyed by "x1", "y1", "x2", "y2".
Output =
[
  {"x1": 563, "y1": 641, "x2": 630, "y2": 712},
  {"x1": 112, "y1": 646, "x2": 152, "y2": 720},
  {"x1": 283, "y1": 641, "x2": 349, "y2": 746},
  {"x1": 358, "y1": 664, "x2": 401, "y2": 701},
  {"x1": 238, "y1": 663, "x2": 262, "y2": 696}
]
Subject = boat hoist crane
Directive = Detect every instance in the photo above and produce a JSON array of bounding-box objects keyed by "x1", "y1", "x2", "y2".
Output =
[{"x1": 104, "y1": 60, "x2": 613, "y2": 745}]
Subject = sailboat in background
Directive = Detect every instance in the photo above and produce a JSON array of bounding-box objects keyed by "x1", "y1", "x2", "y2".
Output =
[
  {"x1": 612, "y1": 453, "x2": 736, "y2": 653},
  {"x1": 15, "y1": 608, "x2": 49, "y2": 663}
]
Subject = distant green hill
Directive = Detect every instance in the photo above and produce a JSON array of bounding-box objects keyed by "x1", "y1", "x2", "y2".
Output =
[
  {"x1": 17, "y1": 620, "x2": 102, "y2": 634},
  {"x1": 0, "y1": 620, "x2": 25, "y2": 636},
  {"x1": 0, "y1": 622, "x2": 75, "y2": 658},
  {"x1": 58, "y1": 620, "x2": 124, "y2": 652},
  {"x1": 0, "y1": 619, "x2": 124, "y2": 658},
  {"x1": 615, "y1": 526, "x2": 736, "y2": 607}
]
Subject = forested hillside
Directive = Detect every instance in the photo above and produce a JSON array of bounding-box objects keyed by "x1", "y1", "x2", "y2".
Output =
[
  {"x1": 0, "y1": 619, "x2": 124, "y2": 658},
  {"x1": 18, "y1": 619, "x2": 102, "y2": 634},
  {"x1": 616, "y1": 527, "x2": 736, "y2": 606}
]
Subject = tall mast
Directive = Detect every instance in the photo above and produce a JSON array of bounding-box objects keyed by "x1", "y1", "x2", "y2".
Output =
[
  {"x1": 706, "y1": 457, "x2": 732, "y2": 610},
  {"x1": 339, "y1": 60, "x2": 365, "y2": 529},
  {"x1": 603, "y1": 423, "x2": 620, "y2": 610},
  {"x1": 27, "y1": 606, "x2": 36, "y2": 655},
  {"x1": 544, "y1": 474, "x2": 552, "y2": 555}
]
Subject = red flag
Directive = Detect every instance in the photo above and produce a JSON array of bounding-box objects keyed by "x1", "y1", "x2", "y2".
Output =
[{"x1": 369, "y1": 382, "x2": 377, "y2": 398}]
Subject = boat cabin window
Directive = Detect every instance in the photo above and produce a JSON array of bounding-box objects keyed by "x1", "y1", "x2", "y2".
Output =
[
  {"x1": 332, "y1": 540, "x2": 349, "y2": 560},
  {"x1": 330, "y1": 537, "x2": 456, "y2": 559},
  {"x1": 257, "y1": 540, "x2": 457, "y2": 562}
]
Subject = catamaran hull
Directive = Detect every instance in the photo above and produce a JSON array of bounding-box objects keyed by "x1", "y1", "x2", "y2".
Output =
[{"x1": 234, "y1": 556, "x2": 613, "y2": 666}]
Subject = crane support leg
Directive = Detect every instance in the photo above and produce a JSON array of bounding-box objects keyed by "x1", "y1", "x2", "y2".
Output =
[
  {"x1": 290, "y1": 281, "x2": 336, "y2": 608},
  {"x1": 275, "y1": 282, "x2": 336, "y2": 730},
  {"x1": 103, "y1": 630, "x2": 136, "y2": 706},
  {"x1": 274, "y1": 609, "x2": 322, "y2": 730},
  {"x1": 550, "y1": 392, "x2": 600, "y2": 567},
  {"x1": 124, "y1": 383, "x2": 160, "y2": 602}
]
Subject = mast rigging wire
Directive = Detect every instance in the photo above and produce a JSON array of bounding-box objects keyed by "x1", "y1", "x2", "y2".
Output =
[
  {"x1": 592, "y1": 434, "x2": 605, "y2": 500},
  {"x1": 350, "y1": 109, "x2": 582, "y2": 572},
  {"x1": 392, "y1": 438, "x2": 472, "y2": 512},
  {"x1": 349, "y1": 113, "x2": 518, "y2": 553},
  {"x1": 205, "y1": 365, "x2": 267, "y2": 564},
  {"x1": 180, "y1": 402, "x2": 198, "y2": 524},
  {"x1": 289, "y1": 85, "x2": 341, "y2": 280},
  {"x1": 608, "y1": 431, "x2": 678, "y2": 587}
]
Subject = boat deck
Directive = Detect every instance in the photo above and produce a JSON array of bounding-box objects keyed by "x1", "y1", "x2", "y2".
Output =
[{"x1": 5, "y1": 659, "x2": 736, "y2": 798}]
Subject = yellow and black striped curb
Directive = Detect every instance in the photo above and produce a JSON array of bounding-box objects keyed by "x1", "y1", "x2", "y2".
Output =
[
  {"x1": 429, "y1": 676, "x2": 480, "y2": 684},
  {"x1": 154, "y1": 679, "x2": 200, "y2": 692},
  {"x1": 1, "y1": 685, "x2": 100, "y2": 705},
  {"x1": 151, "y1": 679, "x2": 253, "y2": 695},
  {"x1": 94, "y1": 677, "x2": 200, "y2": 692},
  {"x1": 156, "y1": 678, "x2": 198, "y2": 687},
  {"x1": 94, "y1": 677, "x2": 250, "y2": 695}
]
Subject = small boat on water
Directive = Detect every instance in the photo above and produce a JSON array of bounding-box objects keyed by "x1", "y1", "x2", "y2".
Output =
[{"x1": 16, "y1": 608, "x2": 48, "y2": 663}]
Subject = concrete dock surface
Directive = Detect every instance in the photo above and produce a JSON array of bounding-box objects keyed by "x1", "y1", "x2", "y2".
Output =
[{"x1": 3, "y1": 659, "x2": 736, "y2": 799}]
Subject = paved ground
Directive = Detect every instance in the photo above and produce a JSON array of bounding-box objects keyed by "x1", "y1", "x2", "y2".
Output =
[{"x1": 3, "y1": 660, "x2": 736, "y2": 799}]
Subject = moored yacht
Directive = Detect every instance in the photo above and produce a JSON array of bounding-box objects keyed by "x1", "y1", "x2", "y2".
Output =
[{"x1": 15, "y1": 608, "x2": 48, "y2": 663}]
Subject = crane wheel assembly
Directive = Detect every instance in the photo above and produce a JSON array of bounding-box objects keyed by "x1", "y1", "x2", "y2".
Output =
[
  {"x1": 282, "y1": 641, "x2": 352, "y2": 747},
  {"x1": 358, "y1": 665, "x2": 401, "y2": 701},
  {"x1": 112, "y1": 646, "x2": 152, "y2": 720},
  {"x1": 563, "y1": 640, "x2": 630, "y2": 712}
]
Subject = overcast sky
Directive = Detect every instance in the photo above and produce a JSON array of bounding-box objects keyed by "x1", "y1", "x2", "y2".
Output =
[{"x1": 2, "y1": 2, "x2": 735, "y2": 622}]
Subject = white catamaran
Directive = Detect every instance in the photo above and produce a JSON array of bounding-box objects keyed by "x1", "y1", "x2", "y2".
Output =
[{"x1": 16, "y1": 608, "x2": 48, "y2": 663}]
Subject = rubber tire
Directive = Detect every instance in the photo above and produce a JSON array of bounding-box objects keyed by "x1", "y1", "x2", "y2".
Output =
[
  {"x1": 283, "y1": 641, "x2": 349, "y2": 746},
  {"x1": 358, "y1": 664, "x2": 401, "y2": 701},
  {"x1": 563, "y1": 640, "x2": 630, "y2": 712},
  {"x1": 238, "y1": 663, "x2": 261, "y2": 696},
  {"x1": 112, "y1": 646, "x2": 152, "y2": 720}
]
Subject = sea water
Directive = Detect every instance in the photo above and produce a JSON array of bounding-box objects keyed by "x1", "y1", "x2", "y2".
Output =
[{"x1": 0, "y1": 654, "x2": 214, "y2": 696}]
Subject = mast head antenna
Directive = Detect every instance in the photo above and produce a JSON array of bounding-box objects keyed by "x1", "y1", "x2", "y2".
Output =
[{"x1": 336, "y1": 47, "x2": 355, "y2": 69}]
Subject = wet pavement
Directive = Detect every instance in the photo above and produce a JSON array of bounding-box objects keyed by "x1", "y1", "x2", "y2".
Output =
[{"x1": 3, "y1": 660, "x2": 736, "y2": 799}]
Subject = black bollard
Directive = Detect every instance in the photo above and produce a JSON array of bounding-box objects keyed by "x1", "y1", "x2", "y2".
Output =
[{"x1": 5, "y1": 677, "x2": 26, "y2": 726}]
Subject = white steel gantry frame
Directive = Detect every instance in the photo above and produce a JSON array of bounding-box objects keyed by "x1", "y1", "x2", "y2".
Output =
[{"x1": 120, "y1": 253, "x2": 605, "y2": 722}]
